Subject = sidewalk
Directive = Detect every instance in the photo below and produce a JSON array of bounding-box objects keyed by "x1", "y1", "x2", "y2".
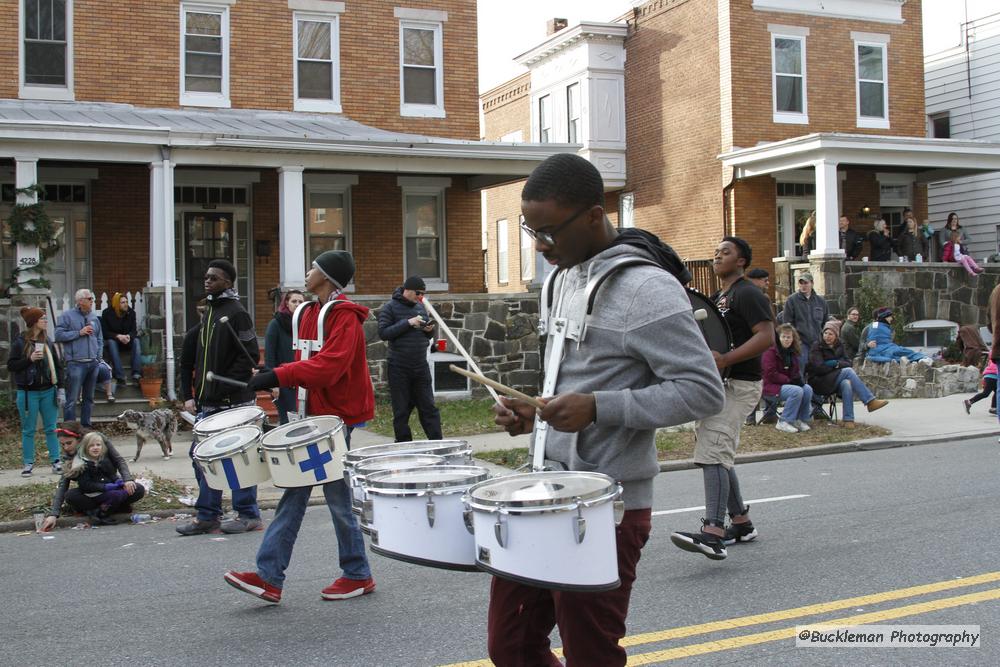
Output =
[{"x1": 1, "y1": 396, "x2": 996, "y2": 498}]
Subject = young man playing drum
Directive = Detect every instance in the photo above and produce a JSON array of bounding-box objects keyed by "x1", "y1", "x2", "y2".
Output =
[
  {"x1": 224, "y1": 250, "x2": 376, "y2": 604},
  {"x1": 670, "y1": 237, "x2": 774, "y2": 560},
  {"x1": 176, "y1": 259, "x2": 263, "y2": 536},
  {"x1": 493, "y1": 153, "x2": 725, "y2": 666}
]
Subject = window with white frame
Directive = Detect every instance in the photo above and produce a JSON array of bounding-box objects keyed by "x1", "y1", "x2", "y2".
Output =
[
  {"x1": 854, "y1": 34, "x2": 889, "y2": 128},
  {"x1": 20, "y1": 0, "x2": 73, "y2": 100},
  {"x1": 401, "y1": 179, "x2": 448, "y2": 283},
  {"x1": 497, "y1": 220, "x2": 509, "y2": 284},
  {"x1": 519, "y1": 215, "x2": 533, "y2": 281},
  {"x1": 566, "y1": 83, "x2": 581, "y2": 143},
  {"x1": 399, "y1": 18, "x2": 445, "y2": 117},
  {"x1": 618, "y1": 192, "x2": 634, "y2": 229},
  {"x1": 180, "y1": 4, "x2": 229, "y2": 107},
  {"x1": 538, "y1": 95, "x2": 552, "y2": 143},
  {"x1": 771, "y1": 32, "x2": 807, "y2": 123},
  {"x1": 306, "y1": 188, "x2": 350, "y2": 266},
  {"x1": 294, "y1": 14, "x2": 341, "y2": 112}
]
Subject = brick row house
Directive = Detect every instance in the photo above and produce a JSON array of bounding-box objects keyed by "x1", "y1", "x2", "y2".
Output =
[
  {"x1": 483, "y1": 0, "x2": 1000, "y2": 309},
  {"x1": 0, "y1": 0, "x2": 560, "y2": 398}
]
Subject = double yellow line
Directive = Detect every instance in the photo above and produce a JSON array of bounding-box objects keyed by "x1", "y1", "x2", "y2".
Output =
[{"x1": 441, "y1": 571, "x2": 1000, "y2": 666}]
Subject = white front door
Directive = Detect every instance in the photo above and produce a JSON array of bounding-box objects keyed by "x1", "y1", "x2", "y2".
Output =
[{"x1": 777, "y1": 199, "x2": 815, "y2": 257}]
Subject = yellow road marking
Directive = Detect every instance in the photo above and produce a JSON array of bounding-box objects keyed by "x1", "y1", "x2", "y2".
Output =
[
  {"x1": 437, "y1": 571, "x2": 1000, "y2": 667},
  {"x1": 628, "y1": 586, "x2": 1000, "y2": 664}
]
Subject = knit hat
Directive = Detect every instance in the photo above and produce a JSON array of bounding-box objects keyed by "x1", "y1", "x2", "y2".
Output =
[
  {"x1": 823, "y1": 320, "x2": 842, "y2": 338},
  {"x1": 20, "y1": 306, "x2": 44, "y2": 329},
  {"x1": 207, "y1": 258, "x2": 237, "y2": 283},
  {"x1": 313, "y1": 250, "x2": 355, "y2": 289},
  {"x1": 874, "y1": 307, "x2": 893, "y2": 323},
  {"x1": 403, "y1": 275, "x2": 426, "y2": 291}
]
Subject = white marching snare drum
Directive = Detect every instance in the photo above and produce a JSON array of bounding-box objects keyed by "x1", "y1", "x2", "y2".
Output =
[
  {"x1": 260, "y1": 416, "x2": 347, "y2": 488},
  {"x1": 364, "y1": 465, "x2": 490, "y2": 571},
  {"x1": 349, "y1": 454, "x2": 447, "y2": 520},
  {"x1": 193, "y1": 406, "x2": 267, "y2": 438},
  {"x1": 464, "y1": 471, "x2": 625, "y2": 591},
  {"x1": 344, "y1": 440, "x2": 472, "y2": 511},
  {"x1": 192, "y1": 426, "x2": 269, "y2": 491}
]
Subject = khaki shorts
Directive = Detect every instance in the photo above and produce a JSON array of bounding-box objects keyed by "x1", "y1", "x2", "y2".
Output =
[{"x1": 694, "y1": 379, "x2": 762, "y2": 469}]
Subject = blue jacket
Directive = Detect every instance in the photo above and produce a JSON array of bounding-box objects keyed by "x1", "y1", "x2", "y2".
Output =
[
  {"x1": 55, "y1": 307, "x2": 103, "y2": 361},
  {"x1": 377, "y1": 287, "x2": 434, "y2": 367}
]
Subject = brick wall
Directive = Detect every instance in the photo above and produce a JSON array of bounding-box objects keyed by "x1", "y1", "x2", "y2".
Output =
[
  {"x1": 251, "y1": 170, "x2": 280, "y2": 333},
  {"x1": 90, "y1": 164, "x2": 150, "y2": 296},
  {"x1": 0, "y1": 0, "x2": 479, "y2": 140},
  {"x1": 730, "y1": 176, "x2": 777, "y2": 268}
]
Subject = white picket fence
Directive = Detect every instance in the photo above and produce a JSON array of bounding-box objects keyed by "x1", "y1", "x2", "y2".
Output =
[{"x1": 47, "y1": 290, "x2": 148, "y2": 333}]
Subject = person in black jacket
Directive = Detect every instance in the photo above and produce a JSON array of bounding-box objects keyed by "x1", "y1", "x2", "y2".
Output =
[
  {"x1": 100, "y1": 292, "x2": 143, "y2": 388},
  {"x1": 867, "y1": 218, "x2": 893, "y2": 261},
  {"x1": 61, "y1": 432, "x2": 144, "y2": 525},
  {"x1": 806, "y1": 321, "x2": 887, "y2": 427},
  {"x1": 377, "y1": 275, "x2": 442, "y2": 442},
  {"x1": 176, "y1": 259, "x2": 263, "y2": 537},
  {"x1": 839, "y1": 216, "x2": 864, "y2": 260},
  {"x1": 264, "y1": 290, "x2": 304, "y2": 424},
  {"x1": 7, "y1": 307, "x2": 64, "y2": 477}
]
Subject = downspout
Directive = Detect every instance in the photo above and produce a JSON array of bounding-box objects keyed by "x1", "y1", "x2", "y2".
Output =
[
  {"x1": 722, "y1": 173, "x2": 736, "y2": 239},
  {"x1": 161, "y1": 145, "x2": 176, "y2": 400}
]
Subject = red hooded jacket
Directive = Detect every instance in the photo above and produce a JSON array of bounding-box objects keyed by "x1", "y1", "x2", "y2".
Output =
[{"x1": 273, "y1": 298, "x2": 375, "y2": 426}]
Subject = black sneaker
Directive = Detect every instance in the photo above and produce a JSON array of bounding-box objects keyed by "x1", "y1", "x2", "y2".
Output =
[
  {"x1": 176, "y1": 518, "x2": 222, "y2": 536},
  {"x1": 670, "y1": 524, "x2": 727, "y2": 560},
  {"x1": 744, "y1": 414, "x2": 756, "y2": 427},
  {"x1": 723, "y1": 521, "x2": 758, "y2": 545}
]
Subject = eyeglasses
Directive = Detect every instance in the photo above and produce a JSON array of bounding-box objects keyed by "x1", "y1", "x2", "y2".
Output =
[
  {"x1": 519, "y1": 204, "x2": 594, "y2": 247},
  {"x1": 414, "y1": 290, "x2": 425, "y2": 296}
]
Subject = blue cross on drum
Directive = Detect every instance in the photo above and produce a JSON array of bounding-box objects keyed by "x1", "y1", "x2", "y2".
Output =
[{"x1": 299, "y1": 443, "x2": 333, "y2": 482}]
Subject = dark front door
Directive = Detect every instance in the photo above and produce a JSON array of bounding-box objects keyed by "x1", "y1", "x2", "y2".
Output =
[{"x1": 185, "y1": 211, "x2": 234, "y2": 326}]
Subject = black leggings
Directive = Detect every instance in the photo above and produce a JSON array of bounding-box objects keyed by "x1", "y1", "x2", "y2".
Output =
[
  {"x1": 701, "y1": 464, "x2": 746, "y2": 526},
  {"x1": 969, "y1": 377, "x2": 997, "y2": 409}
]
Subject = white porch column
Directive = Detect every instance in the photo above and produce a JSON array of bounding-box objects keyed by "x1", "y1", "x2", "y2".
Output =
[
  {"x1": 148, "y1": 160, "x2": 177, "y2": 287},
  {"x1": 813, "y1": 160, "x2": 844, "y2": 257},
  {"x1": 14, "y1": 156, "x2": 41, "y2": 287},
  {"x1": 279, "y1": 166, "x2": 307, "y2": 290}
]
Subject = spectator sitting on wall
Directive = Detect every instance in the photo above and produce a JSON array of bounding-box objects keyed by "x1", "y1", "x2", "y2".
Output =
[
  {"x1": 840, "y1": 307, "x2": 863, "y2": 361},
  {"x1": 839, "y1": 216, "x2": 864, "y2": 260},
  {"x1": 943, "y1": 229, "x2": 984, "y2": 276},
  {"x1": 865, "y1": 308, "x2": 933, "y2": 365},
  {"x1": 938, "y1": 212, "x2": 970, "y2": 256}
]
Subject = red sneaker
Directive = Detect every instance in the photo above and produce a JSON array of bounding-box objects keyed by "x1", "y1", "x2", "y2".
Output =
[
  {"x1": 321, "y1": 576, "x2": 375, "y2": 600},
  {"x1": 224, "y1": 571, "x2": 282, "y2": 604}
]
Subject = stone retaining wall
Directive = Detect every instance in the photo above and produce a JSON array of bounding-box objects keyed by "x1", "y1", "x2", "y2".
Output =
[{"x1": 857, "y1": 359, "x2": 980, "y2": 399}]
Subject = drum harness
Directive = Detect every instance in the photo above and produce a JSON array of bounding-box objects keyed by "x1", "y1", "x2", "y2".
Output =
[{"x1": 291, "y1": 299, "x2": 348, "y2": 421}]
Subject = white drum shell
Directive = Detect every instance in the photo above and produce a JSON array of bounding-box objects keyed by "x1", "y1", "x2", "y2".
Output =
[
  {"x1": 261, "y1": 418, "x2": 347, "y2": 488},
  {"x1": 369, "y1": 491, "x2": 476, "y2": 570},
  {"x1": 470, "y1": 501, "x2": 619, "y2": 590},
  {"x1": 350, "y1": 454, "x2": 446, "y2": 517},
  {"x1": 192, "y1": 427, "x2": 269, "y2": 491},
  {"x1": 193, "y1": 406, "x2": 266, "y2": 438}
]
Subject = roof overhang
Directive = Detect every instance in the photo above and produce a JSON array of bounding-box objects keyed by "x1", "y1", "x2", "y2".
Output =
[
  {"x1": 514, "y1": 21, "x2": 628, "y2": 67},
  {"x1": 720, "y1": 133, "x2": 1000, "y2": 183}
]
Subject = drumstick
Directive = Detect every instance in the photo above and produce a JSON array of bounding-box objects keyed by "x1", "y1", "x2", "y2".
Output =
[
  {"x1": 205, "y1": 371, "x2": 248, "y2": 388},
  {"x1": 448, "y1": 365, "x2": 545, "y2": 409},
  {"x1": 218, "y1": 316, "x2": 261, "y2": 369},
  {"x1": 422, "y1": 297, "x2": 502, "y2": 405}
]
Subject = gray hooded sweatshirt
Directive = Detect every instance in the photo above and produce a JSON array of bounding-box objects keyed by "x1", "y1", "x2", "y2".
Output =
[{"x1": 536, "y1": 244, "x2": 725, "y2": 510}]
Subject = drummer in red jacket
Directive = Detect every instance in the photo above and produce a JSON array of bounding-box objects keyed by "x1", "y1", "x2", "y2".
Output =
[{"x1": 223, "y1": 250, "x2": 376, "y2": 604}]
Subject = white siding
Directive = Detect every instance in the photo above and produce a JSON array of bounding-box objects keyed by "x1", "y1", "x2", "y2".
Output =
[{"x1": 926, "y1": 14, "x2": 1000, "y2": 259}]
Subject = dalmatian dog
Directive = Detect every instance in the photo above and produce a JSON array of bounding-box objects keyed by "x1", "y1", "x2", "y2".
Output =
[{"x1": 117, "y1": 409, "x2": 177, "y2": 462}]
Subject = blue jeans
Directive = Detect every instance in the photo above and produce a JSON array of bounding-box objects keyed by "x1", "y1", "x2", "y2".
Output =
[
  {"x1": 64, "y1": 360, "x2": 100, "y2": 426},
  {"x1": 836, "y1": 368, "x2": 875, "y2": 421},
  {"x1": 190, "y1": 406, "x2": 260, "y2": 522},
  {"x1": 778, "y1": 384, "x2": 814, "y2": 424},
  {"x1": 105, "y1": 337, "x2": 142, "y2": 380},
  {"x1": 15, "y1": 388, "x2": 60, "y2": 466},
  {"x1": 256, "y1": 428, "x2": 371, "y2": 588},
  {"x1": 275, "y1": 388, "x2": 296, "y2": 425}
]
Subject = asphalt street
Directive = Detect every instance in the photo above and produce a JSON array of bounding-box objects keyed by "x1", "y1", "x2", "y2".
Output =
[{"x1": 3, "y1": 438, "x2": 999, "y2": 666}]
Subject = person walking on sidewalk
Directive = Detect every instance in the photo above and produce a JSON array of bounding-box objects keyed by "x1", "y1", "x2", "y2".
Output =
[
  {"x1": 378, "y1": 275, "x2": 442, "y2": 442},
  {"x1": 671, "y1": 237, "x2": 773, "y2": 561},
  {"x1": 176, "y1": 259, "x2": 263, "y2": 537},
  {"x1": 492, "y1": 153, "x2": 725, "y2": 667},
  {"x1": 55, "y1": 289, "x2": 103, "y2": 427},
  {"x1": 781, "y1": 272, "x2": 829, "y2": 380},
  {"x1": 224, "y1": 250, "x2": 376, "y2": 605},
  {"x1": 964, "y1": 360, "x2": 997, "y2": 415},
  {"x1": 807, "y1": 320, "x2": 888, "y2": 427},
  {"x1": 264, "y1": 289, "x2": 304, "y2": 425},
  {"x1": 7, "y1": 307, "x2": 64, "y2": 477}
]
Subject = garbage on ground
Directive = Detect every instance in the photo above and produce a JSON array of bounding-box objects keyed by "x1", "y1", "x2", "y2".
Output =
[
  {"x1": 178, "y1": 496, "x2": 196, "y2": 506},
  {"x1": 171, "y1": 513, "x2": 192, "y2": 521},
  {"x1": 72, "y1": 523, "x2": 91, "y2": 530},
  {"x1": 42, "y1": 535, "x2": 55, "y2": 540},
  {"x1": 134, "y1": 477, "x2": 153, "y2": 493},
  {"x1": 210, "y1": 537, "x2": 227, "y2": 542},
  {"x1": 120, "y1": 543, "x2": 135, "y2": 549}
]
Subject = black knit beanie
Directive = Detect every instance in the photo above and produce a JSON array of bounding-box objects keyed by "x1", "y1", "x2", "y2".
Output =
[
  {"x1": 313, "y1": 250, "x2": 355, "y2": 289},
  {"x1": 403, "y1": 275, "x2": 426, "y2": 291}
]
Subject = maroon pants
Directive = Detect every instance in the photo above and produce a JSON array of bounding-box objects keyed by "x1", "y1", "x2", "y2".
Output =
[{"x1": 486, "y1": 508, "x2": 652, "y2": 667}]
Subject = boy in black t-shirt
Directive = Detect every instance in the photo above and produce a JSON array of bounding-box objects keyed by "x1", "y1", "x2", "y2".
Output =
[{"x1": 671, "y1": 237, "x2": 774, "y2": 560}]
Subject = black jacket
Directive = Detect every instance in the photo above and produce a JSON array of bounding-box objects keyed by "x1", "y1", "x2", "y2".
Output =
[
  {"x1": 49, "y1": 439, "x2": 131, "y2": 517},
  {"x1": 377, "y1": 287, "x2": 434, "y2": 367},
  {"x1": 6, "y1": 335, "x2": 63, "y2": 390},
  {"x1": 867, "y1": 230, "x2": 893, "y2": 261},
  {"x1": 188, "y1": 295, "x2": 258, "y2": 406},
  {"x1": 806, "y1": 340, "x2": 852, "y2": 396},
  {"x1": 100, "y1": 308, "x2": 138, "y2": 339},
  {"x1": 896, "y1": 231, "x2": 922, "y2": 261},
  {"x1": 75, "y1": 457, "x2": 121, "y2": 494},
  {"x1": 840, "y1": 228, "x2": 864, "y2": 260}
]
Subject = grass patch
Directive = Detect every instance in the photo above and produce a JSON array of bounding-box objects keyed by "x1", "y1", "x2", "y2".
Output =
[
  {"x1": 475, "y1": 421, "x2": 891, "y2": 470},
  {"x1": 365, "y1": 397, "x2": 503, "y2": 439},
  {"x1": 0, "y1": 473, "x2": 189, "y2": 523}
]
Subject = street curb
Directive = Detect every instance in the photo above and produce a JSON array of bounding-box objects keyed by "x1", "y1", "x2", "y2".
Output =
[{"x1": 657, "y1": 429, "x2": 1000, "y2": 472}]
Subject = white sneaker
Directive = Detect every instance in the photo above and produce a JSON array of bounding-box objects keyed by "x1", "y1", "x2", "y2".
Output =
[
  {"x1": 794, "y1": 420, "x2": 812, "y2": 432},
  {"x1": 775, "y1": 420, "x2": 799, "y2": 433}
]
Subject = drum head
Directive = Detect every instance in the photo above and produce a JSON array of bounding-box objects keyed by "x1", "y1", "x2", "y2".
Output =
[
  {"x1": 687, "y1": 288, "x2": 734, "y2": 375},
  {"x1": 260, "y1": 415, "x2": 344, "y2": 450},
  {"x1": 346, "y1": 440, "x2": 470, "y2": 465},
  {"x1": 194, "y1": 426, "x2": 261, "y2": 461},
  {"x1": 354, "y1": 454, "x2": 446, "y2": 477},
  {"x1": 195, "y1": 406, "x2": 265, "y2": 434},
  {"x1": 366, "y1": 465, "x2": 489, "y2": 492},
  {"x1": 469, "y1": 471, "x2": 617, "y2": 508}
]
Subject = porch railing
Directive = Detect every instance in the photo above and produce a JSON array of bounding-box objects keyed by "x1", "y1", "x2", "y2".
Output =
[
  {"x1": 46, "y1": 290, "x2": 147, "y2": 335},
  {"x1": 685, "y1": 259, "x2": 721, "y2": 297}
]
